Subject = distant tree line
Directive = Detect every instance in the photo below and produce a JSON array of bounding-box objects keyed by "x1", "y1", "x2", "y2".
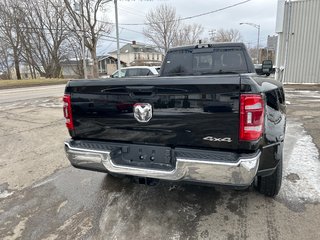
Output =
[
  {"x1": 0, "y1": 1, "x2": 245, "y2": 80},
  {"x1": 0, "y1": 0, "x2": 111, "y2": 79},
  {"x1": 143, "y1": 4, "x2": 243, "y2": 53}
]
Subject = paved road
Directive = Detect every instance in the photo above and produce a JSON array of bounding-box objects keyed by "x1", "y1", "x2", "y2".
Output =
[
  {"x1": 0, "y1": 87, "x2": 320, "y2": 240},
  {"x1": 0, "y1": 84, "x2": 66, "y2": 104}
]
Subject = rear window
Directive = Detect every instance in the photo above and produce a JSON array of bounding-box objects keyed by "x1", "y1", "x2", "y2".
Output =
[
  {"x1": 124, "y1": 68, "x2": 154, "y2": 77},
  {"x1": 162, "y1": 47, "x2": 248, "y2": 76}
]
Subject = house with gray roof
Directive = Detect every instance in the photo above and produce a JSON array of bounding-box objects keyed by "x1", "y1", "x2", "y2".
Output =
[{"x1": 109, "y1": 41, "x2": 164, "y2": 66}]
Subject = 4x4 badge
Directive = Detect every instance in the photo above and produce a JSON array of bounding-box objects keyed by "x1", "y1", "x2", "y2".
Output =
[
  {"x1": 203, "y1": 136, "x2": 232, "y2": 143},
  {"x1": 133, "y1": 103, "x2": 152, "y2": 123}
]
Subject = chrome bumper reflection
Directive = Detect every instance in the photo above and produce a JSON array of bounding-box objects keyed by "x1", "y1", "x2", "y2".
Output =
[{"x1": 64, "y1": 141, "x2": 260, "y2": 186}]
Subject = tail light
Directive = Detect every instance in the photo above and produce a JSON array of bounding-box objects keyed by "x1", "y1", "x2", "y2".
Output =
[
  {"x1": 239, "y1": 94, "x2": 264, "y2": 141},
  {"x1": 63, "y1": 94, "x2": 74, "y2": 130}
]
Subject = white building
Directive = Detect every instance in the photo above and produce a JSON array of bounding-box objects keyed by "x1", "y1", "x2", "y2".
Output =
[
  {"x1": 109, "y1": 41, "x2": 164, "y2": 67},
  {"x1": 276, "y1": 0, "x2": 320, "y2": 83}
]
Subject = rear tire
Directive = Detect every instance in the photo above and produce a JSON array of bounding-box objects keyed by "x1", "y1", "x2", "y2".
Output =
[{"x1": 255, "y1": 159, "x2": 282, "y2": 197}]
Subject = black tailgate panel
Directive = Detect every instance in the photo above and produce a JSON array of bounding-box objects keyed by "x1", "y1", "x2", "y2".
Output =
[{"x1": 70, "y1": 76, "x2": 240, "y2": 150}]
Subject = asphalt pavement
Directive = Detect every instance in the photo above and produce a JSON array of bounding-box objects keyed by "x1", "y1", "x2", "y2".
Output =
[
  {"x1": 0, "y1": 84, "x2": 66, "y2": 104},
  {"x1": 0, "y1": 85, "x2": 320, "y2": 240}
]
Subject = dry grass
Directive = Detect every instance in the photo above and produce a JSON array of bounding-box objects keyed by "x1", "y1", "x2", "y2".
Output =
[{"x1": 0, "y1": 78, "x2": 70, "y2": 89}]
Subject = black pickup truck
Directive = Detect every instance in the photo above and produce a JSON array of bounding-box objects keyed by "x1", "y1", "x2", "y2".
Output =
[{"x1": 63, "y1": 43, "x2": 286, "y2": 197}]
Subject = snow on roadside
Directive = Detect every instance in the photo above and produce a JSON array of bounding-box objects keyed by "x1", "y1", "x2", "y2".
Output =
[
  {"x1": 279, "y1": 124, "x2": 320, "y2": 207},
  {"x1": 285, "y1": 90, "x2": 320, "y2": 99},
  {"x1": 0, "y1": 190, "x2": 13, "y2": 199}
]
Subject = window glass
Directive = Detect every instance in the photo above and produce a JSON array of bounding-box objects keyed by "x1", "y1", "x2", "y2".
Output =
[
  {"x1": 277, "y1": 87, "x2": 285, "y2": 104},
  {"x1": 162, "y1": 48, "x2": 248, "y2": 76},
  {"x1": 125, "y1": 68, "x2": 139, "y2": 77},
  {"x1": 162, "y1": 49, "x2": 193, "y2": 76},
  {"x1": 112, "y1": 69, "x2": 126, "y2": 78},
  {"x1": 140, "y1": 68, "x2": 153, "y2": 76},
  {"x1": 211, "y1": 48, "x2": 247, "y2": 72},
  {"x1": 266, "y1": 90, "x2": 279, "y2": 110},
  {"x1": 193, "y1": 53, "x2": 213, "y2": 71}
]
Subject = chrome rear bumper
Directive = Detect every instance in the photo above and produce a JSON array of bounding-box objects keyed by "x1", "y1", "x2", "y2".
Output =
[{"x1": 64, "y1": 140, "x2": 260, "y2": 186}]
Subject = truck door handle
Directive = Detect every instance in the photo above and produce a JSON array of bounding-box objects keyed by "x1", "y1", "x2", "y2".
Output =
[{"x1": 126, "y1": 86, "x2": 155, "y2": 98}]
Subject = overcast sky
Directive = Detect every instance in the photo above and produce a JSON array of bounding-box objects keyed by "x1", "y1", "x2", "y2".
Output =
[{"x1": 99, "y1": 0, "x2": 279, "y2": 55}]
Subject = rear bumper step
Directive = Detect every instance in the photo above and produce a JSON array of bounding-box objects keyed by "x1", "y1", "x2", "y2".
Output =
[{"x1": 64, "y1": 140, "x2": 260, "y2": 186}]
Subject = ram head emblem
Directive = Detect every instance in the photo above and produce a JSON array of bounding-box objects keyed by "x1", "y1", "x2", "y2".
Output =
[{"x1": 133, "y1": 103, "x2": 153, "y2": 123}]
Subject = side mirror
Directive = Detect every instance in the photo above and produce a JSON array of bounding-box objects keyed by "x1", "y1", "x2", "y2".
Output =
[{"x1": 262, "y1": 60, "x2": 273, "y2": 76}]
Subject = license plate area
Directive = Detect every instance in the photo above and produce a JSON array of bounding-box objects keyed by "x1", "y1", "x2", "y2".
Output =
[{"x1": 111, "y1": 144, "x2": 174, "y2": 170}]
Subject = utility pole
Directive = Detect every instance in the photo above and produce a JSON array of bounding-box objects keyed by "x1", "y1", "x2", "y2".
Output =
[
  {"x1": 208, "y1": 29, "x2": 216, "y2": 42},
  {"x1": 257, "y1": 25, "x2": 260, "y2": 63},
  {"x1": 79, "y1": 0, "x2": 87, "y2": 79},
  {"x1": 114, "y1": 0, "x2": 121, "y2": 76},
  {"x1": 240, "y1": 22, "x2": 261, "y2": 64},
  {"x1": 74, "y1": 1, "x2": 87, "y2": 79},
  {"x1": 110, "y1": 0, "x2": 153, "y2": 78}
]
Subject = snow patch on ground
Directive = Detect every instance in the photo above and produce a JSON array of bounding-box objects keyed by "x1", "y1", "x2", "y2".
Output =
[
  {"x1": 285, "y1": 90, "x2": 320, "y2": 99},
  {"x1": 0, "y1": 190, "x2": 14, "y2": 199},
  {"x1": 279, "y1": 127, "x2": 320, "y2": 206},
  {"x1": 32, "y1": 176, "x2": 58, "y2": 188}
]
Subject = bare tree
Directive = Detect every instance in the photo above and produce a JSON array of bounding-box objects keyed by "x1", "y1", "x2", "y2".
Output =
[
  {"x1": 0, "y1": 0, "x2": 23, "y2": 79},
  {"x1": 143, "y1": 4, "x2": 180, "y2": 53},
  {"x1": 173, "y1": 23, "x2": 204, "y2": 47},
  {"x1": 63, "y1": 0, "x2": 112, "y2": 78},
  {"x1": 0, "y1": 41, "x2": 13, "y2": 79},
  {"x1": 64, "y1": 37, "x2": 86, "y2": 78},
  {"x1": 212, "y1": 28, "x2": 242, "y2": 43},
  {"x1": 20, "y1": 0, "x2": 71, "y2": 78}
]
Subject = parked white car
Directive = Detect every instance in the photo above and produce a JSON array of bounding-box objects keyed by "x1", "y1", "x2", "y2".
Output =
[{"x1": 110, "y1": 66, "x2": 159, "y2": 78}]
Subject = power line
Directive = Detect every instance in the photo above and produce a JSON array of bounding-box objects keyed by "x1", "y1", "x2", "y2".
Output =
[
  {"x1": 176, "y1": 0, "x2": 252, "y2": 22},
  {"x1": 101, "y1": 0, "x2": 253, "y2": 26},
  {"x1": 0, "y1": 24, "x2": 70, "y2": 32},
  {"x1": 119, "y1": 26, "x2": 144, "y2": 35},
  {"x1": 100, "y1": 33, "x2": 132, "y2": 43},
  {"x1": 118, "y1": 5, "x2": 145, "y2": 18},
  {"x1": 95, "y1": 19, "x2": 145, "y2": 35},
  {"x1": 100, "y1": 38, "x2": 128, "y2": 44},
  {"x1": 20, "y1": 0, "x2": 252, "y2": 38}
]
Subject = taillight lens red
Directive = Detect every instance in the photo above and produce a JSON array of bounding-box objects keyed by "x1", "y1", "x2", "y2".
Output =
[
  {"x1": 63, "y1": 94, "x2": 74, "y2": 130},
  {"x1": 239, "y1": 94, "x2": 264, "y2": 141}
]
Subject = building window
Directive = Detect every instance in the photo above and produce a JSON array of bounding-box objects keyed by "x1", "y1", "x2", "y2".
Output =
[
  {"x1": 138, "y1": 53, "x2": 141, "y2": 60},
  {"x1": 157, "y1": 54, "x2": 159, "y2": 60},
  {"x1": 147, "y1": 54, "x2": 150, "y2": 60},
  {"x1": 134, "y1": 53, "x2": 137, "y2": 60},
  {"x1": 152, "y1": 54, "x2": 154, "y2": 60}
]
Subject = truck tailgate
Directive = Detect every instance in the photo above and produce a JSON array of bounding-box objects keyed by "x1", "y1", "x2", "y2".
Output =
[{"x1": 68, "y1": 75, "x2": 241, "y2": 150}]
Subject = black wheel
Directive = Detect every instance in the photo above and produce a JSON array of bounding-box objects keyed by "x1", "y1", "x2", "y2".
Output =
[
  {"x1": 255, "y1": 158, "x2": 282, "y2": 197},
  {"x1": 266, "y1": 73, "x2": 270, "y2": 76}
]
